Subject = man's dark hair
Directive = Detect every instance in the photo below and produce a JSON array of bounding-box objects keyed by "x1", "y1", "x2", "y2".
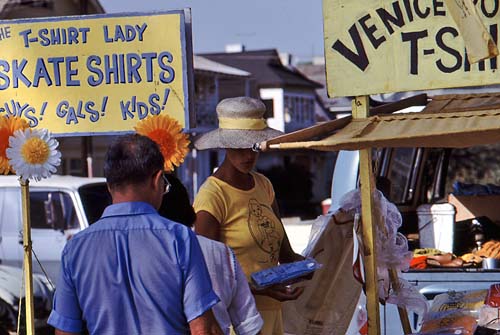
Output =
[
  {"x1": 104, "y1": 134, "x2": 164, "y2": 189},
  {"x1": 158, "y1": 174, "x2": 196, "y2": 227}
]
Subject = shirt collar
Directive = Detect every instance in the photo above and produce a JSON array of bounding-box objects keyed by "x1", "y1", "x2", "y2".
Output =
[{"x1": 101, "y1": 202, "x2": 158, "y2": 219}]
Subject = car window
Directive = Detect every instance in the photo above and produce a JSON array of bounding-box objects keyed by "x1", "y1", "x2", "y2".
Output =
[
  {"x1": 420, "y1": 148, "x2": 447, "y2": 203},
  {"x1": 78, "y1": 183, "x2": 111, "y2": 225},
  {"x1": 30, "y1": 191, "x2": 78, "y2": 230},
  {"x1": 384, "y1": 148, "x2": 418, "y2": 204},
  {"x1": 0, "y1": 188, "x2": 22, "y2": 232}
]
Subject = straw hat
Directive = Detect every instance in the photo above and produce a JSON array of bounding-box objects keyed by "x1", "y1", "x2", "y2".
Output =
[{"x1": 194, "y1": 96, "x2": 284, "y2": 150}]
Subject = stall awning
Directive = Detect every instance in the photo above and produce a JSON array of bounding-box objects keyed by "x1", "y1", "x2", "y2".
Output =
[{"x1": 260, "y1": 93, "x2": 500, "y2": 152}]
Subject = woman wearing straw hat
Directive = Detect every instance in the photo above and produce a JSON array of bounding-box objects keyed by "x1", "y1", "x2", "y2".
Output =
[{"x1": 193, "y1": 97, "x2": 305, "y2": 335}]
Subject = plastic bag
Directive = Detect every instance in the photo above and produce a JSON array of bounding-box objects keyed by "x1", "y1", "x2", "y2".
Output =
[
  {"x1": 338, "y1": 188, "x2": 423, "y2": 314},
  {"x1": 485, "y1": 284, "x2": 500, "y2": 308},
  {"x1": 417, "y1": 310, "x2": 478, "y2": 335},
  {"x1": 387, "y1": 278, "x2": 429, "y2": 317},
  {"x1": 282, "y1": 214, "x2": 362, "y2": 335},
  {"x1": 413, "y1": 290, "x2": 486, "y2": 335},
  {"x1": 430, "y1": 290, "x2": 486, "y2": 314},
  {"x1": 479, "y1": 284, "x2": 500, "y2": 330},
  {"x1": 338, "y1": 189, "x2": 413, "y2": 274},
  {"x1": 302, "y1": 214, "x2": 332, "y2": 257},
  {"x1": 478, "y1": 305, "x2": 500, "y2": 330}
]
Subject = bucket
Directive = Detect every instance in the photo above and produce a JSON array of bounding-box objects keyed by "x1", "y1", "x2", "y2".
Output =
[
  {"x1": 417, "y1": 203, "x2": 456, "y2": 253},
  {"x1": 321, "y1": 198, "x2": 332, "y2": 215}
]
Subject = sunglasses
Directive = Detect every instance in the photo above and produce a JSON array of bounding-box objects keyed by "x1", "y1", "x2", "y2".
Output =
[{"x1": 162, "y1": 174, "x2": 171, "y2": 194}]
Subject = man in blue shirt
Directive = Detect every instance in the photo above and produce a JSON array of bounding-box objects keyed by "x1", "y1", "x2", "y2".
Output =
[{"x1": 48, "y1": 134, "x2": 222, "y2": 335}]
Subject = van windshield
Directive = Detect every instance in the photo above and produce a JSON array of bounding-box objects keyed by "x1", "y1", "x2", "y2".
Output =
[
  {"x1": 446, "y1": 143, "x2": 500, "y2": 195},
  {"x1": 78, "y1": 183, "x2": 112, "y2": 225}
]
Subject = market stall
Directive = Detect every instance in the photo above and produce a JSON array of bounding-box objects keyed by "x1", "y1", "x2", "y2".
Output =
[
  {"x1": 255, "y1": 91, "x2": 500, "y2": 334},
  {"x1": 290, "y1": 0, "x2": 500, "y2": 332}
]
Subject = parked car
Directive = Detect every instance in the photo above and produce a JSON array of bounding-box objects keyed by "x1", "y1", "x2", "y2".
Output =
[
  {"x1": 0, "y1": 175, "x2": 111, "y2": 332},
  {"x1": 0, "y1": 175, "x2": 111, "y2": 284},
  {"x1": 0, "y1": 264, "x2": 54, "y2": 334}
]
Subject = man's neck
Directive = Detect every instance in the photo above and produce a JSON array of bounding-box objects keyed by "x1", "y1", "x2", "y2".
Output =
[{"x1": 110, "y1": 184, "x2": 155, "y2": 206}]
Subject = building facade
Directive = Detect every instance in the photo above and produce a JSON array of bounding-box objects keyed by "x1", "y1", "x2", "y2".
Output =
[{"x1": 200, "y1": 49, "x2": 335, "y2": 217}]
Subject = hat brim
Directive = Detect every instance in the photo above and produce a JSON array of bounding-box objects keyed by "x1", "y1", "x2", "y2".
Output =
[{"x1": 194, "y1": 127, "x2": 284, "y2": 150}]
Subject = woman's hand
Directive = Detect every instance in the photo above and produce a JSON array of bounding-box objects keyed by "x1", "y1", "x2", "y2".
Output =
[{"x1": 252, "y1": 284, "x2": 304, "y2": 302}]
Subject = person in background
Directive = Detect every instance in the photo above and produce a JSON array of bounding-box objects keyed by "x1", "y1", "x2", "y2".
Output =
[
  {"x1": 48, "y1": 134, "x2": 222, "y2": 335},
  {"x1": 159, "y1": 174, "x2": 264, "y2": 335},
  {"x1": 193, "y1": 97, "x2": 304, "y2": 335}
]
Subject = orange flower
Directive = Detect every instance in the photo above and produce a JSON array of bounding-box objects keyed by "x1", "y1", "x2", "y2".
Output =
[
  {"x1": 0, "y1": 116, "x2": 29, "y2": 174},
  {"x1": 134, "y1": 115, "x2": 190, "y2": 171}
]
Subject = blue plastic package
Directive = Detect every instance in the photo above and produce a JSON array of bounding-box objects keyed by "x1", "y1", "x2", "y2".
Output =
[{"x1": 250, "y1": 258, "x2": 322, "y2": 289}]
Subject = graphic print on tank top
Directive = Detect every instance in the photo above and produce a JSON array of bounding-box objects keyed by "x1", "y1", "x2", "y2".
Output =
[{"x1": 247, "y1": 199, "x2": 281, "y2": 263}]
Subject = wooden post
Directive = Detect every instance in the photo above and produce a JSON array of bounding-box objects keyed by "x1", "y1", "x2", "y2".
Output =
[
  {"x1": 389, "y1": 269, "x2": 412, "y2": 334},
  {"x1": 352, "y1": 96, "x2": 380, "y2": 335},
  {"x1": 20, "y1": 178, "x2": 35, "y2": 335}
]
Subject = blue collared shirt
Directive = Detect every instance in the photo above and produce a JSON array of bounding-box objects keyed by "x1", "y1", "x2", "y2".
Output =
[{"x1": 48, "y1": 202, "x2": 219, "y2": 335}]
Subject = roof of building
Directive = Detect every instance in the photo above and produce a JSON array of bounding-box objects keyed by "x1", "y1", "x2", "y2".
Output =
[
  {"x1": 201, "y1": 49, "x2": 322, "y2": 89},
  {"x1": 194, "y1": 56, "x2": 250, "y2": 77},
  {"x1": 0, "y1": 0, "x2": 105, "y2": 18},
  {"x1": 296, "y1": 62, "x2": 353, "y2": 113}
]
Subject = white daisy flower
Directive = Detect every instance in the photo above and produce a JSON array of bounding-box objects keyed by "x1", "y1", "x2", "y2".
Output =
[{"x1": 6, "y1": 128, "x2": 61, "y2": 181}]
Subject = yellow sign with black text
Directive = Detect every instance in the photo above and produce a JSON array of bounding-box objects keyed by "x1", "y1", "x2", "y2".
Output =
[
  {"x1": 0, "y1": 10, "x2": 193, "y2": 136},
  {"x1": 323, "y1": 0, "x2": 500, "y2": 97}
]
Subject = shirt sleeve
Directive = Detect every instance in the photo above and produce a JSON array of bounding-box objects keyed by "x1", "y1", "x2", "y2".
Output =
[
  {"x1": 227, "y1": 248, "x2": 264, "y2": 335},
  {"x1": 181, "y1": 228, "x2": 220, "y2": 322},
  {"x1": 193, "y1": 179, "x2": 226, "y2": 224},
  {"x1": 47, "y1": 249, "x2": 83, "y2": 333},
  {"x1": 257, "y1": 173, "x2": 276, "y2": 204}
]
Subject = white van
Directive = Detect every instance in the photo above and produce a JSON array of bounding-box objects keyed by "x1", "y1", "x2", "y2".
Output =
[{"x1": 0, "y1": 175, "x2": 110, "y2": 284}]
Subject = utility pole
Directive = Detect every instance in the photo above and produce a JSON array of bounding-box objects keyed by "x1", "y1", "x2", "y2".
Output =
[{"x1": 79, "y1": 0, "x2": 93, "y2": 177}]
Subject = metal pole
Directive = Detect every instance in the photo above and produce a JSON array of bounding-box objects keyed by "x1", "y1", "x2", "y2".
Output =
[
  {"x1": 352, "y1": 96, "x2": 380, "y2": 335},
  {"x1": 20, "y1": 178, "x2": 35, "y2": 335},
  {"x1": 80, "y1": 0, "x2": 92, "y2": 178}
]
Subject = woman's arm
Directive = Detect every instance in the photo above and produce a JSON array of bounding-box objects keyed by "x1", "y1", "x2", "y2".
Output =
[
  {"x1": 194, "y1": 210, "x2": 221, "y2": 241},
  {"x1": 279, "y1": 233, "x2": 304, "y2": 263},
  {"x1": 252, "y1": 284, "x2": 304, "y2": 302},
  {"x1": 55, "y1": 330, "x2": 79, "y2": 335},
  {"x1": 189, "y1": 309, "x2": 224, "y2": 335},
  {"x1": 271, "y1": 200, "x2": 304, "y2": 263}
]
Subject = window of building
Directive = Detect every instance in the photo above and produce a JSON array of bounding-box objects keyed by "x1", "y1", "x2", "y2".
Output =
[
  {"x1": 263, "y1": 99, "x2": 274, "y2": 119},
  {"x1": 63, "y1": 158, "x2": 83, "y2": 176},
  {"x1": 283, "y1": 94, "x2": 315, "y2": 124}
]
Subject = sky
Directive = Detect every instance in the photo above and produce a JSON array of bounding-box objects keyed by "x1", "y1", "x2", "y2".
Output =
[{"x1": 100, "y1": 0, "x2": 325, "y2": 63}]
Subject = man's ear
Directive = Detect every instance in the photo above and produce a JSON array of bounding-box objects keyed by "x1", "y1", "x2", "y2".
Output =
[{"x1": 152, "y1": 170, "x2": 163, "y2": 191}]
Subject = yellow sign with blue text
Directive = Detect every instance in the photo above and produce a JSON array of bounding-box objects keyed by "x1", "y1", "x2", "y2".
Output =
[
  {"x1": 323, "y1": 0, "x2": 500, "y2": 97},
  {"x1": 0, "y1": 10, "x2": 193, "y2": 136}
]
